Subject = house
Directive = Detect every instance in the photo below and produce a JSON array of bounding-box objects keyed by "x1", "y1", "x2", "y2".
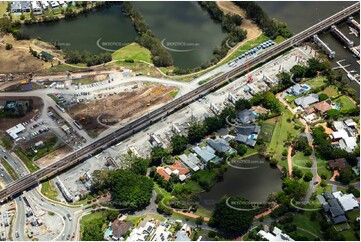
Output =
[
  {"x1": 192, "y1": 145, "x2": 220, "y2": 164},
  {"x1": 106, "y1": 218, "x2": 132, "y2": 240},
  {"x1": 257, "y1": 226, "x2": 294, "y2": 241},
  {"x1": 322, "y1": 192, "x2": 348, "y2": 225},
  {"x1": 31, "y1": 1, "x2": 42, "y2": 13},
  {"x1": 236, "y1": 109, "x2": 257, "y2": 124},
  {"x1": 156, "y1": 161, "x2": 190, "y2": 182},
  {"x1": 235, "y1": 125, "x2": 261, "y2": 147},
  {"x1": 150, "y1": 224, "x2": 171, "y2": 241},
  {"x1": 313, "y1": 100, "x2": 333, "y2": 114},
  {"x1": 206, "y1": 138, "x2": 235, "y2": 155},
  {"x1": 304, "y1": 107, "x2": 315, "y2": 115},
  {"x1": 328, "y1": 158, "x2": 348, "y2": 170},
  {"x1": 294, "y1": 94, "x2": 319, "y2": 109},
  {"x1": 175, "y1": 231, "x2": 191, "y2": 241},
  {"x1": 333, "y1": 191, "x2": 359, "y2": 212},
  {"x1": 50, "y1": 1, "x2": 60, "y2": 8},
  {"x1": 179, "y1": 153, "x2": 201, "y2": 172},
  {"x1": 286, "y1": 83, "x2": 309, "y2": 96},
  {"x1": 126, "y1": 222, "x2": 155, "y2": 242},
  {"x1": 21, "y1": 1, "x2": 31, "y2": 12},
  {"x1": 11, "y1": 2, "x2": 22, "y2": 12},
  {"x1": 331, "y1": 128, "x2": 357, "y2": 152},
  {"x1": 344, "y1": 119, "x2": 357, "y2": 128},
  {"x1": 333, "y1": 121, "x2": 347, "y2": 131}
]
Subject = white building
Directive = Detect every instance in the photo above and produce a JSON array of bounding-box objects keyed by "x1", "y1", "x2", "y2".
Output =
[
  {"x1": 6, "y1": 123, "x2": 26, "y2": 140},
  {"x1": 126, "y1": 222, "x2": 155, "y2": 242},
  {"x1": 333, "y1": 191, "x2": 359, "y2": 212},
  {"x1": 258, "y1": 226, "x2": 294, "y2": 241},
  {"x1": 150, "y1": 224, "x2": 171, "y2": 241}
]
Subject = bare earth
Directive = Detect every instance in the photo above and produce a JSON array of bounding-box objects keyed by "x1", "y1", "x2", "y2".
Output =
[
  {"x1": 216, "y1": 1, "x2": 261, "y2": 41},
  {"x1": 35, "y1": 145, "x2": 73, "y2": 168},
  {"x1": 0, "y1": 34, "x2": 52, "y2": 73},
  {"x1": 68, "y1": 84, "x2": 177, "y2": 136}
]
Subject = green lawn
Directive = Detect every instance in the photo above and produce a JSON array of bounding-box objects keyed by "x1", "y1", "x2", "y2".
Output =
[
  {"x1": 335, "y1": 95, "x2": 357, "y2": 111},
  {"x1": 292, "y1": 152, "x2": 313, "y2": 175},
  {"x1": 316, "y1": 158, "x2": 332, "y2": 180},
  {"x1": 112, "y1": 43, "x2": 152, "y2": 63},
  {"x1": 284, "y1": 95, "x2": 297, "y2": 103},
  {"x1": 292, "y1": 212, "x2": 322, "y2": 239},
  {"x1": 258, "y1": 122, "x2": 276, "y2": 143},
  {"x1": 194, "y1": 207, "x2": 213, "y2": 218},
  {"x1": 267, "y1": 106, "x2": 301, "y2": 167},
  {"x1": 306, "y1": 76, "x2": 327, "y2": 88},
  {"x1": 0, "y1": 158, "x2": 19, "y2": 180},
  {"x1": 49, "y1": 64, "x2": 87, "y2": 72},
  {"x1": 47, "y1": 94, "x2": 59, "y2": 102},
  {"x1": 318, "y1": 85, "x2": 339, "y2": 98},
  {"x1": 41, "y1": 180, "x2": 60, "y2": 201},
  {"x1": 169, "y1": 89, "x2": 179, "y2": 98},
  {"x1": 73, "y1": 78, "x2": 96, "y2": 85},
  {"x1": 0, "y1": 2, "x2": 7, "y2": 15},
  {"x1": 0, "y1": 136, "x2": 12, "y2": 150},
  {"x1": 14, "y1": 149, "x2": 39, "y2": 173}
]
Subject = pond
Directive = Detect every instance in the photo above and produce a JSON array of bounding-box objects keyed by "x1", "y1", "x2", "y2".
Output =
[{"x1": 199, "y1": 154, "x2": 283, "y2": 210}]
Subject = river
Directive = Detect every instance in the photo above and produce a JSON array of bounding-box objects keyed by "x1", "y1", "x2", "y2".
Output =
[
  {"x1": 199, "y1": 155, "x2": 283, "y2": 210},
  {"x1": 258, "y1": 1, "x2": 360, "y2": 95}
]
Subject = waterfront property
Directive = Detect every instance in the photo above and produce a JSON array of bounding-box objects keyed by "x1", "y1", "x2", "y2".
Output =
[{"x1": 235, "y1": 125, "x2": 261, "y2": 147}]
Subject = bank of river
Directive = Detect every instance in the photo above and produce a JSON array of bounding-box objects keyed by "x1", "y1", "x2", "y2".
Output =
[{"x1": 199, "y1": 154, "x2": 283, "y2": 210}]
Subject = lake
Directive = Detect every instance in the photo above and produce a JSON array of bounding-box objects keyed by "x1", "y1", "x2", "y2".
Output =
[{"x1": 199, "y1": 155, "x2": 283, "y2": 210}]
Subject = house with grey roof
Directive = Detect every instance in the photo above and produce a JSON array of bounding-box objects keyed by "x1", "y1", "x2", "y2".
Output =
[
  {"x1": 235, "y1": 125, "x2": 261, "y2": 147},
  {"x1": 322, "y1": 192, "x2": 348, "y2": 225},
  {"x1": 294, "y1": 93, "x2": 319, "y2": 109},
  {"x1": 192, "y1": 145, "x2": 220, "y2": 164},
  {"x1": 179, "y1": 153, "x2": 201, "y2": 172},
  {"x1": 11, "y1": 2, "x2": 22, "y2": 12},
  {"x1": 236, "y1": 109, "x2": 257, "y2": 124},
  {"x1": 286, "y1": 83, "x2": 309, "y2": 96},
  {"x1": 206, "y1": 138, "x2": 236, "y2": 155},
  {"x1": 21, "y1": 1, "x2": 31, "y2": 12}
]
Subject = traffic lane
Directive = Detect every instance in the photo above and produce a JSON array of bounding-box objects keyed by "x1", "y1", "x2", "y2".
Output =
[
  {"x1": 0, "y1": 164, "x2": 13, "y2": 184},
  {"x1": 0, "y1": 148, "x2": 27, "y2": 176},
  {"x1": 13, "y1": 199, "x2": 26, "y2": 241},
  {"x1": 29, "y1": 190, "x2": 77, "y2": 240}
]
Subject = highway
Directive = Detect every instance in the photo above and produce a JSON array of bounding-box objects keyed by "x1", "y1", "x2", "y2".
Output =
[{"x1": 0, "y1": 3, "x2": 359, "y2": 201}]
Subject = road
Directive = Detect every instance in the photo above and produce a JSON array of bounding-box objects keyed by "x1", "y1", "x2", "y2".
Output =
[{"x1": 0, "y1": 1, "x2": 359, "y2": 203}]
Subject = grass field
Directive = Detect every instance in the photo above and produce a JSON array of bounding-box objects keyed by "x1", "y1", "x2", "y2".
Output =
[
  {"x1": 258, "y1": 122, "x2": 276, "y2": 143},
  {"x1": 284, "y1": 95, "x2": 297, "y2": 103},
  {"x1": 292, "y1": 151, "x2": 313, "y2": 175},
  {"x1": 0, "y1": 2, "x2": 7, "y2": 15},
  {"x1": 306, "y1": 76, "x2": 327, "y2": 88},
  {"x1": 318, "y1": 85, "x2": 339, "y2": 98},
  {"x1": 267, "y1": 106, "x2": 301, "y2": 167},
  {"x1": 292, "y1": 212, "x2": 322, "y2": 239},
  {"x1": 14, "y1": 148, "x2": 39, "y2": 173},
  {"x1": 169, "y1": 90, "x2": 179, "y2": 98},
  {"x1": 47, "y1": 94, "x2": 59, "y2": 102},
  {"x1": 0, "y1": 158, "x2": 19, "y2": 180},
  {"x1": 335, "y1": 95, "x2": 357, "y2": 111},
  {"x1": 41, "y1": 180, "x2": 60, "y2": 201},
  {"x1": 112, "y1": 43, "x2": 152, "y2": 63}
]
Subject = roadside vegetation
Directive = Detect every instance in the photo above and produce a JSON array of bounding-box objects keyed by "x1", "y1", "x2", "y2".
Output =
[
  {"x1": 41, "y1": 180, "x2": 60, "y2": 201},
  {"x1": 13, "y1": 148, "x2": 39, "y2": 173},
  {"x1": 0, "y1": 158, "x2": 19, "y2": 180}
]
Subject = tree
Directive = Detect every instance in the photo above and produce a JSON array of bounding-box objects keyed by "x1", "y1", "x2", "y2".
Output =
[
  {"x1": 290, "y1": 64, "x2": 307, "y2": 81},
  {"x1": 195, "y1": 216, "x2": 204, "y2": 226},
  {"x1": 188, "y1": 122, "x2": 207, "y2": 144},
  {"x1": 294, "y1": 136, "x2": 309, "y2": 151},
  {"x1": 312, "y1": 126, "x2": 328, "y2": 145},
  {"x1": 209, "y1": 196, "x2": 256, "y2": 236},
  {"x1": 131, "y1": 158, "x2": 149, "y2": 175},
  {"x1": 171, "y1": 134, "x2": 188, "y2": 155},
  {"x1": 235, "y1": 98, "x2": 251, "y2": 111},
  {"x1": 150, "y1": 147, "x2": 167, "y2": 166},
  {"x1": 326, "y1": 109, "x2": 340, "y2": 120},
  {"x1": 303, "y1": 172, "x2": 313, "y2": 182},
  {"x1": 337, "y1": 167, "x2": 354, "y2": 184},
  {"x1": 319, "y1": 93, "x2": 329, "y2": 101},
  {"x1": 292, "y1": 167, "x2": 303, "y2": 179},
  {"x1": 5, "y1": 43, "x2": 12, "y2": 50},
  {"x1": 204, "y1": 116, "x2": 223, "y2": 134},
  {"x1": 277, "y1": 72, "x2": 293, "y2": 89},
  {"x1": 109, "y1": 169, "x2": 153, "y2": 209}
]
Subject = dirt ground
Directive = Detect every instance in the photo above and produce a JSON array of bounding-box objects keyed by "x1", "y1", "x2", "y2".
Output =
[
  {"x1": 0, "y1": 34, "x2": 53, "y2": 73},
  {"x1": 216, "y1": 1, "x2": 261, "y2": 41},
  {"x1": 0, "y1": 96, "x2": 44, "y2": 132},
  {"x1": 35, "y1": 145, "x2": 73, "y2": 168},
  {"x1": 68, "y1": 84, "x2": 177, "y2": 136}
]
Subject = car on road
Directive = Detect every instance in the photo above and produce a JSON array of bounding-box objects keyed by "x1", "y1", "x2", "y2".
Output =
[
  {"x1": 15, "y1": 232, "x2": 19, "y2": 238},
  {"x1": 313, "y1": 181, "x2": 319, "y2": 185},
  {"x1": 67, "y1": 214, "x2": 72, "y2": 221},
  {"x1": 3, "y1": 156, "x2": 7, "y2": 160}
]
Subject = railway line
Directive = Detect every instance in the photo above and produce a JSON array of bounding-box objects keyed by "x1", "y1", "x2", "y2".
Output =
[{"x1": 0, "y1": 2, "x2": 359, "y2": 201}]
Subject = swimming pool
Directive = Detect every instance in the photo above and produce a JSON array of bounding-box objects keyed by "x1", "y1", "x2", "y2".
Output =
[
  {"x1": 301, "y1": 84, "x2": 310, "y2": 90},
  {"x1": 249, "y1": 134, "x2": 256, "y2": 140}
]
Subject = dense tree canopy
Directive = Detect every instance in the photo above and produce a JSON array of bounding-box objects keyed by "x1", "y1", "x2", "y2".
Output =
[
  {"x1": 188, "y1": 122, "x2": 208, "y2": 144},
  {"x1": 131, "y1": 157, "x2": 149, "y2": 175},
  {"x1": 209, "y1": 196, "x2": 257, "y2": 236},
  {"x1": 171, "y1": 134, "x2": 188, "y2": 155},
  {"x1": 150, "y1": 147, "x2": 167, "y2": 166}
]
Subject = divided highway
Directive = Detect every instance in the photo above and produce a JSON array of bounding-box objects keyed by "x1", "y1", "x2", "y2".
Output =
[{"x1": 0, "y1": 2, "x2": 359, "y2": 201}]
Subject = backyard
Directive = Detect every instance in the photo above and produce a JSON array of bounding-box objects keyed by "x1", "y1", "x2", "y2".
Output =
[
  {"x1": 305, "y1": 76, "x2": 327, "y2": 88},
  {"x1": 318, "y1": 85, "x2": 339, "y2": 98},
  {"x1": 335, "y1": 95, "x2": 357, "y2": 111}
]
